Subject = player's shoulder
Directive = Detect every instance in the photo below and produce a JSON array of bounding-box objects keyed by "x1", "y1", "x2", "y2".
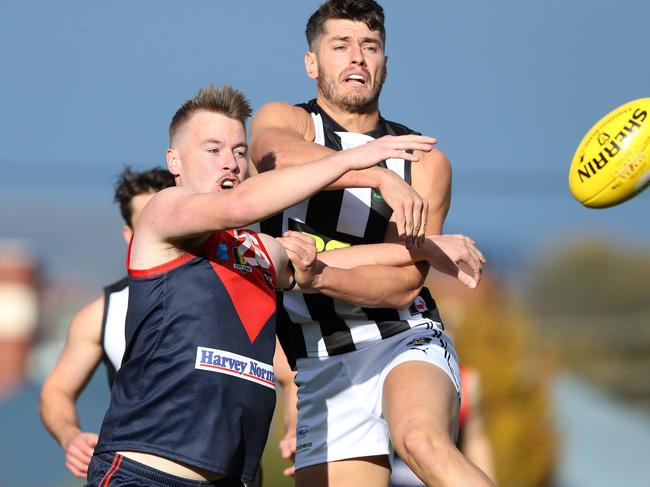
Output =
[
  {"x1": 417, "y1": 147, "x2": 451, "y2": 176},
  {"x1": 68, "y1": 294, "x2": 105, "y2": 341},
  {"x1": 251, "y1": 101, "x2": 314, "y2": 143},
  {"x1": 253, "y1": 101, "x2": 311, "y2": 125}
]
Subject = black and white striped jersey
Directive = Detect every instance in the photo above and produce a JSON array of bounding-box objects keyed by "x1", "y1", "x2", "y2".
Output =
[
  {"x1": 261, "y1": 99, "x2": 443, "y2": 364},
  {"x1": 100, "y1": 277, "x2": 128, "y2": 387}
]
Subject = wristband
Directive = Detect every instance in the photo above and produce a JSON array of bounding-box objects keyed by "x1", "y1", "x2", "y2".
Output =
[{"x1": 280, "y1": 263, "x2": 297, "y2": 291}]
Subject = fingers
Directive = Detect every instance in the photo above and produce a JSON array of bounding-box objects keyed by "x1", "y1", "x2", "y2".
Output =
[
  {"x1": 403, "y1": 198, "x2": 414, "y2": 248},
  {"x1": 400, "y1": 196, "x2": 427, "y2": 249},
  {"x1": 426, "y1": 234, "x2": 486, "y2": 288},
  {"x1": 283, "y1": 465, "x2": 296, "y2": 477},
  {"x1": 394, "y1": 207, "x2": 406, "y2": 243},
  {"x1": 390, "y1": 135, "x2": 437, "y2": 150},
  {"x1": 81, "y1": 432, "x2": 98, "y2": 456},
  {"x1": 278, "y1": 434, "x2": 297, "y2": 477},
  {"x1": 64, "y1": 432, "x2": 97, "y2": 478},
  {"x1": 455, "y1": 236, "x2": 484, "y2": 287},
  {"x1": 65, "y1": 450, "x2": 91, "y2": 478},
  {"x1": 416, "y1": 200, "x2": 428, "y2": 249},
  {"x1": 279, "y1": 232, "x2": 317, "y2": 269},
  {"x1": 457, "y1": 262, "x2": 479, "y2": 289}
]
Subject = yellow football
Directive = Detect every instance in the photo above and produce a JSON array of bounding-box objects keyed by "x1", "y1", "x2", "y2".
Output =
[{"x1": 569, "y1": 98, "x2": 650, "y2": 208}]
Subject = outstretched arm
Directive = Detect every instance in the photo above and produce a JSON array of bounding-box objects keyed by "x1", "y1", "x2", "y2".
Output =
[
  {"x1": 274, "y1": 230, "x2": 484, "y2": 309},
  {"x1": 139, "y1": 133, "x2": 435, "y2": 244},
  {"x1": 40, "y1": 296, "x2": 105, "y2": 478}
]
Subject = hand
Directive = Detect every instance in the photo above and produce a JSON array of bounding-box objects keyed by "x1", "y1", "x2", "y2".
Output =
[
  {"x1": 423, "y1": 235, "x2": 486, "y2": 289},
  {"x1": 346, "y1": 134, "x2": 437, "y2": 171},
  {"x1": 63, "y1": 431, "x2": 98, "y2": 478},
  {"x1": 277, "y1": 231, "x2": 325, "y2": 291},
  {"x1": 278, "y1": 428, "x2": 297, "y2": 477},
  {"x1": 278, "y1": 382, "x2": 298, "y2": 477},
  {"x1": 377, "y1": 169, "x2": 429, "y2": 249}
]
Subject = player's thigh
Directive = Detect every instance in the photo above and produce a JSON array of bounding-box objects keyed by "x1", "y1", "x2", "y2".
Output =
[
  {"x1": 383, "y1": 360, "x2": 460, "y2": 445},
  {"x1": 297, "y1": 455, "x2": 391, "y2": 487}
]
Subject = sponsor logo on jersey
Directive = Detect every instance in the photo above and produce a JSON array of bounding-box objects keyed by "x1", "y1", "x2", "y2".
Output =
[
  {"x1": 407, "y1": 336, "x2": 433, "y2": 348},
  {"x1": 371, "y1": 188, "x2": 384, "y2": 202},
  {"x1": 296, "y1": 442, "x2": 313, "y2": 454},
  {"x1": 195, "y1": 347, "x2": 275, "y2": 389}
]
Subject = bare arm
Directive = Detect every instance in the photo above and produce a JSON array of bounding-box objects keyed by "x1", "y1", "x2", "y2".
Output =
[
  {"x1": 137, "y1": 133, "x2": 435, "y2": 245},
  {"x1": 273, "y1": 337, "x2": 298, "y2": 477},
  {"x1": 251, "y1": 102, "x2": 386, "y2": 188},
  {"x1": 40, "y1": 296, "x2": 105, "y2": 478},
  {"x1": 251, "y1": 102, "x2": 434, "y2": 245},
  {"x1": 353, "y1": 147, "x2": 453, "y2": 304},
  {"x1": 322, "y1": 148, "x2": 454, "y2": 305},
  {"x1": 305, "y1": 149, "x2": 455, "y2": 307}
]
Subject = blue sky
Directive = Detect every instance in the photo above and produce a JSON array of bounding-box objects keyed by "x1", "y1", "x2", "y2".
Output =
[{"x1": 1, "y1": 0, "x2": 648, "y2": 288}]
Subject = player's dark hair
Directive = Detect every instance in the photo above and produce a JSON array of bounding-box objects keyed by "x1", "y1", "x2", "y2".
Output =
[
  {"x1": 114, "y1": 166, "x2": 175, "y2": 228},
  {"x1": 169, "y1": 84, "x2": 252, "y2": 146},
  {"x1": 306, "y1": 0, "x2": 386, "y2": 50}
]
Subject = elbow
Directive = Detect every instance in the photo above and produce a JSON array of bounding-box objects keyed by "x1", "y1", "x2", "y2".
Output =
[
  {"x1": 38, "y1": 381, "x2": 51, "y2": 422},
  {"x1": 390, "y1": 287, "x2": 422, "y2": 309},
  {"x1": 386, "y1": 269, "x2": 426, "y2": 308}
]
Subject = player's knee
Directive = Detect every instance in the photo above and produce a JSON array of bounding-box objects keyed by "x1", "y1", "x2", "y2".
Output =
[{"x1": 399, "y1": 425, "x2": 454, "y2": 469}]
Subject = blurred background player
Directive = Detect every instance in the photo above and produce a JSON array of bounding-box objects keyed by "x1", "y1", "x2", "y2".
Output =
[
  {"x1": 0, "y1": 241, "x2": 39, "y2": 401},
  {"x1": 39, "y1": 166, "x2": 174, "y2": 478}
]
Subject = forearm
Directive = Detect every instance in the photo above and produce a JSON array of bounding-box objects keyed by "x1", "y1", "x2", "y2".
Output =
[
  {"x1": 318, "y1": 241, "x2": 428, "y2": 269},
  {"x1": 310, "y1": 263, "x2": 426, "y2": 308},
  {"x1": 40, "y1": 385, "x2": 82, "y2": 448},
  {"x1": 197, "y1": 151, "x2": 371, "y2": 231},
  {"x1": 255, "y1": 132, "x2": 387, "y2": 190}
]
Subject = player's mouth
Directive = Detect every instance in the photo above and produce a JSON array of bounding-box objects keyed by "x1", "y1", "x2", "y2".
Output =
[
  {"x1": 218, "y1": 176, "x2": 238, "y2": 190},
  {"x1": 344, "y1": 72, "x2": 368, "y2": 86}
]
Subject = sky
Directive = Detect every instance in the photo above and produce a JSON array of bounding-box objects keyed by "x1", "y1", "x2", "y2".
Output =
[
  {"x1": 1, "y1": 0, "x2": 649, "y2": 289},
  {"x1": 1, "y1": 2, "x2": 649, "y2": 486}
]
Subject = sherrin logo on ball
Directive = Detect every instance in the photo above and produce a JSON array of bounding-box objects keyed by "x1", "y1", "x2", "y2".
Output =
[{"x1": 569, "y1": 98, "x2": 650, "y2": 208}]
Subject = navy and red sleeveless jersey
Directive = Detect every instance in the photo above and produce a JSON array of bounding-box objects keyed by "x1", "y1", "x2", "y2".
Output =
[{"x1": 94, "y1": 229, "x2": 277, "y2": 481}]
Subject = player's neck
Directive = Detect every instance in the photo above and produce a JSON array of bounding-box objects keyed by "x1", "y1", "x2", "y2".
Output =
[{"x1": 316, "y1": 95, "x2": 380, "y2": 134}]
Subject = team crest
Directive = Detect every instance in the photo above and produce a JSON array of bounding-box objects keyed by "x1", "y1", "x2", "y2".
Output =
[{"x1": 409, "y1": 295, "x2": 429, "y2": 316}]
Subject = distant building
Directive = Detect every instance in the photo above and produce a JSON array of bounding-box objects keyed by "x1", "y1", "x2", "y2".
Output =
[{"x1": 0, "y1": 240, "x2": 39, "y2": 401}]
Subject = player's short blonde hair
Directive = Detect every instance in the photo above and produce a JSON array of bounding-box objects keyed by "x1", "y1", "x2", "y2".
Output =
[{"x1": 169, "y1": 84, "x2": 252, "y2": 146}]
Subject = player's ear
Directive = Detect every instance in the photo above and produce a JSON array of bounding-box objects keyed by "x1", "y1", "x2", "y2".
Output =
[
  {"x1": 122, "y1": 224, "x2": 133, "y2": 244},
  {"x1": 305, "y1": 51, "x2": 318, "y2": 80},
  {"x1": 166, "y1": 148, "x2": 180, "y2": 176}
]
